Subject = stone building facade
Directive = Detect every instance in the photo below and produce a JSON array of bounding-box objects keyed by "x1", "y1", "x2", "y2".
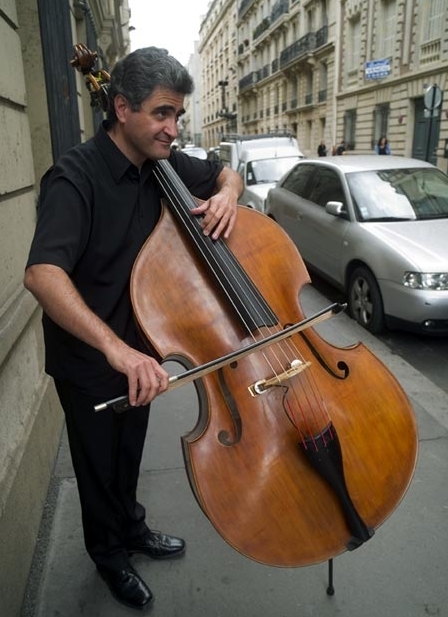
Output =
[
  {"x1": 198, "y1": 0, "x2": 448, "y2": 170},
  {"x1": 0, "y1": 2, "x2": 129, "y2": 615},
  {"x1": 199, "y1": 0, "x2": 239, "y2": 148}
]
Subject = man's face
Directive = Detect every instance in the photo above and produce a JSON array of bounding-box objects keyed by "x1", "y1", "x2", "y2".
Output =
[{"x1": 116, "y1": 87, "x2": 185, "y2": 165}]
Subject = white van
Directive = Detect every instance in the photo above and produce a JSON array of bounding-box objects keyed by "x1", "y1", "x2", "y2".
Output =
[
  {"x1": 219, "y1": 134, "x2": 304, "y2": 213},
  {"x1": 219, "y1": 133, "x2": 302, "y2": 171}
]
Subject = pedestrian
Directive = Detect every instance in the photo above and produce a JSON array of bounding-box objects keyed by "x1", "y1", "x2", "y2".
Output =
[
  {"x1": 375, "y1": 136, "x2": 391, "y2": 154},
  {"x1": 336, "y1": 140, "x2": 346, "y2": 155},
  {"x1": 317, "y1": 140, "x2": 327, "y2": 156},
  {"x1": 24, "y1": 46, "x2": 242, "y2": 611}
]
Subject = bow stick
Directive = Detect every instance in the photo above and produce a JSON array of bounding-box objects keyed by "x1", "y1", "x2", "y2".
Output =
[{"x1": 94, "y1": 302, "x2": 346, "y2": 412}]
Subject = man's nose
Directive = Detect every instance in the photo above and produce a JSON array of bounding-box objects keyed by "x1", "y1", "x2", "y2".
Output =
[{"x1": 166, "y1": 117, "x2": 179, "y2": 137}]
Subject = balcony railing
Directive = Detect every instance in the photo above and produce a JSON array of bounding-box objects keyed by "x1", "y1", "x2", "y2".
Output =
[
  {"x1": 271, "y1": 0, "x2": 289, "y2": 23},
  {"x1": 318, "y1": 89, "x2": 327, "y2": 102},
  {"x1": 239, "y1": 0, "x2": 256, "y2": 19},
  {"x1": 253, "y1": 0, "x2": 290, "y2": 41},
  {"x1": 239, "y1": 71, "x2": 257, "y2": 91},
  {"x1": 256, "y1": 64, "x2": 270, "y2": 81},
  {"x1": 420, "y1": 39, "x2": 441, "y2": 64},
  {"x1": 280, "y1": 32, "x2": 317, "y2": 68},
  {"x1": 254, "y1": 17, "x2": 271, "y2": 40},
  {"x1": 316, "y1": 25, "x2": 328, "y2": 48},
  {"x1": 239, "y1": 64, "x2": 270, "y2": 92}
]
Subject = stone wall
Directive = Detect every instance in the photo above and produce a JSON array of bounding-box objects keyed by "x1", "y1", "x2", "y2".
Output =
[
  {"x1": 0, "y1": 1, "x2": 130, "y2": 613},
  {"x1": 0, "y1": 1, "x2": 64, "y2": 615}
]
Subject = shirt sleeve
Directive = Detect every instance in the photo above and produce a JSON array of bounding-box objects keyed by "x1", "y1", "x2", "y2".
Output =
[
  {"x1": 26, "y1": 170, "x2": 91, "y2": 274},
  {"x1": 168, "y1": 150, "x2": 224, "y2": 200}
]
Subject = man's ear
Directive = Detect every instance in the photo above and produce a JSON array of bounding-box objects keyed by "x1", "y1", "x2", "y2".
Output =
[{"x1": 114, "y1": 94, "x2": 129, "y2": 123}]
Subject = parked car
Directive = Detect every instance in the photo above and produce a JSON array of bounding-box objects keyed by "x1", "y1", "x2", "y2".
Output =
[
  {"x1": 181, "y1": 144, "x2": 208, "y2": 159},
  {"x1": 265, "y1": 155, "x2": 448, "y2": 334},
  {"x1": 207, "y1": 146, "x2": 220, "y2": 161},
  {"x1": 238, "y1": 148, "x2": 303, "y2": 212},
  {"x1": 218, "y1": 133, "x2": 304, "y2": 213}
]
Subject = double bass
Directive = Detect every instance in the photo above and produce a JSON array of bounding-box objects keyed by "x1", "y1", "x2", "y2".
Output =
[{"x1": 73, "y1": 45, "x2": 418, "y2": 569}]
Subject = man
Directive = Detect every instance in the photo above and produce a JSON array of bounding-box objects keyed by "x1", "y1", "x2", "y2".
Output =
[
  {"x1": 317, "y1": 140, "x2": 327, "y2": 156},
  {"x1": 24, "y1": 47, "x2": 242, "y2": 611},
  {"x1": 336, "y1": 140, "x2": 346, "y2": 155}
]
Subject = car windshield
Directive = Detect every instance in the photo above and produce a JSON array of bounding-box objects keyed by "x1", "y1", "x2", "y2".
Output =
[
  {"x1": 247, "y1": 157, "x2": 300, "y2": 185},
  {"x1": 347, "y1": 167, "x2": 448, "y2": 221}
]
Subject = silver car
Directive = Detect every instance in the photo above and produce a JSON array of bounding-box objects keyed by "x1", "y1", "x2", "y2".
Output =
[{"x1": 265, "y1": 156, "x2": 448, "y2": 334}]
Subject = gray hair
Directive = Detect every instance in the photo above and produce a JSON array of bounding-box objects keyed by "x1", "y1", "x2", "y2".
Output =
[{"x1": 106, "y1": 47, "x2": 194, "y2": 122}]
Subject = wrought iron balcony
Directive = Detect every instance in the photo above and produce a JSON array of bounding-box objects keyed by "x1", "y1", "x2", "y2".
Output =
[
  {"x1": 239, "y1": 71, "x2": 257, "y2": 91},
  {"x1": 318, "y1": 89, "x2": 327, "y2": 102},
  {"x1": 254, "y1": 16, "x2": 271, "y2": 40},
  {"x1": 239, "y1": 64, "x2": 270, "y2": 92},
  {"x1": 316, "y1": 25, "x2": 328, "y2": 48},
  {"x1": 271, "y1": 0, "x2": 289, "y2": 23},
  {"x1": 256, "y1": 64, "x2": 270, "y2": 80},
  {"x1": 280, "y1": 32, "x2": 317, "y2": 69},
  {"x1": 239, "y1": 0, "x2": 256, "y2": 19},
  {"x1": 254, "y1": 0, "x2": 290, "y2": 41}
]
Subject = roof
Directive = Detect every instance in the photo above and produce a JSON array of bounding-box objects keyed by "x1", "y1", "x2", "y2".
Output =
[
  {"x1": 239, "y1": 146, "x2": 303, "y2": 162},
  {"x1": 303, "y1": 155, "x2": 436, "y2": 173}
]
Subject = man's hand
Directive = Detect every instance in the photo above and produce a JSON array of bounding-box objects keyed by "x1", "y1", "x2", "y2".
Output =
[
  {"x1": 24, "y1": 263, "x2": 169, "y2": 407},
  {"x1": 190, "y1": 192, "x2": 237, "y2": 240},
  {"x1": 104, "y1": 341, "x2": 169, "y2": 407},
  {"x1": 190, "y1": 166, "x2": 242, "y2": 240}
]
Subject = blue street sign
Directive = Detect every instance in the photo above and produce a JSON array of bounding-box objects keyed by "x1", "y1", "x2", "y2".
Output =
[{"x1": 365, "y1": 59, "x2": 391, "y2": 80}]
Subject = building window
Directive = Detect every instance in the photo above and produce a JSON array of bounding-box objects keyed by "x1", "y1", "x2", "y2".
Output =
[
  {"x1": 347, "y1": 15, "x2": 360, "y2": 73},
  {"x1": 373, "y1": 104, "x2": 390, "y2": 148},
  {"x1": 344, "y1": 109, "x2": 357, "y2": 150},
  {"x1": 379, "y1": 0, "x2": 396, "y2": 58},
  {"x1": 319, "y1": 61, "x2": 327, "y2": 98},
  {"x1": 422, "y1": 0, "x2": 444, "y2": 42},
  {"x1": 419, "y1": 0, "x2": 444, "y2": 64}
]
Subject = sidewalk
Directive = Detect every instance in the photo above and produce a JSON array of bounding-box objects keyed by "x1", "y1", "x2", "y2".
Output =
[{"x1": 21, "y1": 285, "x2": 448, "y2": 617}]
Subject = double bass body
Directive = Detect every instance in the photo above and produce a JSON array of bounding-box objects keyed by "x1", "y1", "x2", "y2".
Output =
[{"x1": 131, "y1": 202, "x2": 418, "y2": 568}]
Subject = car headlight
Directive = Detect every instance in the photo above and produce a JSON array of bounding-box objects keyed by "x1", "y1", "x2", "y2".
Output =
[{"x1": 403, "y1": 272, "x2": 448, "y2": 290}]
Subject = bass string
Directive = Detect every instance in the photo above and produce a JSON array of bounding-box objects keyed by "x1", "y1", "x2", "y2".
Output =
[
  {"x1": 72, "y1": 45, "x2": 334, "y2": 442},
  {"x1": 154, "y1": 160, "x2": 330, "y2": 436}
]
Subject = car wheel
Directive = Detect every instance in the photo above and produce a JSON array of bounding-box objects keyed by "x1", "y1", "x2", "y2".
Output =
[{"x1": 348, "y1": 266, "x2": 385, "y2": 333}]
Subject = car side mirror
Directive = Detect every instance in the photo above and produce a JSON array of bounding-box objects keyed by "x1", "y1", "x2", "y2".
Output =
[{"x1": 326, "y1": 201, "x2": 348, "y2": 219}]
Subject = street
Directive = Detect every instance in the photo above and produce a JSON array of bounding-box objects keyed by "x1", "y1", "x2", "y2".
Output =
[{"x1": 23, "y1": 274, "x2": 448, "y2": 617}]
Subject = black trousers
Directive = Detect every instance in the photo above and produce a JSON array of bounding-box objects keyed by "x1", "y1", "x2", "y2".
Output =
[{"x1": 54, "y1": 379, "x2": 151, "y2": 570}]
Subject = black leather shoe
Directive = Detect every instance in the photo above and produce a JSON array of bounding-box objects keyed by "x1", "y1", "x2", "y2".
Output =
[
  {"x1": 127, "y1": 530, "x2": 186, "y2": 559},
  {"x1": 97, "y1": 564, "x2": 154, "y2": 611}
]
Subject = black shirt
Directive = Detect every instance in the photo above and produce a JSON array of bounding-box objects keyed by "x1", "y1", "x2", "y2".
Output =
[{"x1": 26, "y1": 122, "x2": 223, "y2": 397}]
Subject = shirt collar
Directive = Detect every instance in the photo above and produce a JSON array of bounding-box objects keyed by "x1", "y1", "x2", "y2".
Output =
[{"x1": 94, "y1": 120, "x2": 155, "y2": 183}]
